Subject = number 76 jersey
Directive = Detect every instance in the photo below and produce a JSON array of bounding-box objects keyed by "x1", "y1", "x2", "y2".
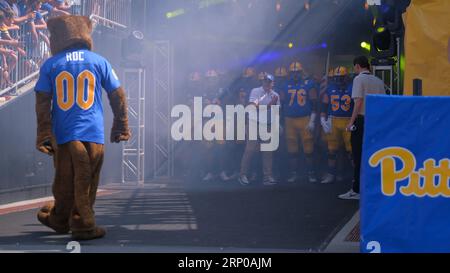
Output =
[
  {"x1": 281, "y1": 81, "x2": 316, "y2": 118},
  {"x1": 35, "y1": 48, "x2": 121, "y2": 145},
  {"x1": 326, "y1": 83, "x2": 354, "y2": 118}
]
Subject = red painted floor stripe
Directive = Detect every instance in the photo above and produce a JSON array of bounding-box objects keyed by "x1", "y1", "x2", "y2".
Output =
[{"x1": 0, "y1": 190, "x2": 120, "y2": 216}]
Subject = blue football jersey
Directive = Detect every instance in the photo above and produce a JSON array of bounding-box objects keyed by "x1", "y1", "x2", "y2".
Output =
[
  {"x1": 35, "y1": 48, "x2": 121, "y2": 145},
  {"x1": 327, "y1": 82, "x2": 354, "y2": 118},
  {"x1": 281, "y1": 80, "x2": 316, "y2": 118}
]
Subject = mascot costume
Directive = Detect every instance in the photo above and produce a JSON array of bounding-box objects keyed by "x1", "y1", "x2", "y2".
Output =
[{"x1": 34, "y1": 15, "x2": 130, "y2": 240}]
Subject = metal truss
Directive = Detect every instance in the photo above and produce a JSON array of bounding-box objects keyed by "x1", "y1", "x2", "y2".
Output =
[
  {"x1": 373, "y1": 65, "x2": 394, "y2": 95},
  {"x1": 152, "y1": 41, "x2": 174, "y2": 178},
  {"x1": 122, "y1": 68, "x2": 146, "y2": 184},
  {"x1": 372, "y1": 38, "x2": 402, "y2": 95}
]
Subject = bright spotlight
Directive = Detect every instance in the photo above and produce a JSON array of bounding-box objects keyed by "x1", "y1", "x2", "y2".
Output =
[
  {"x1": 166, "y1": 9, "x2": 185, "y2": 19},
  {"x1": 361, "y1": 41, "x2": 371, "y2": 51},
  {"x1": 376, "y1": 26, "x2": 386, "y2": 33}
]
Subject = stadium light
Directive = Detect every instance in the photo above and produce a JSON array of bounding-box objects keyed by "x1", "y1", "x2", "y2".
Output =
[
  {"x1": 376, "y1": 26, "x2": 385, "y2": 33},
  {"x1": 361, "y1": 41, "x2": 371, "y2": 51},
  {"x1": 166, "y1": 9, "x2": 185, "y2": 19}
]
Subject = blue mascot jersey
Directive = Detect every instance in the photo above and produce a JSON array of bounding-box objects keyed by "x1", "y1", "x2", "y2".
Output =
[{"x1": 35, "y1": 48, "x2": 121, "y2": 145}]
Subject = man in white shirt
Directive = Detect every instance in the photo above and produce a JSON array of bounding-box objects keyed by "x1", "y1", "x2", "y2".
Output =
[
  {"x1": 339, "y1": 56, "x2": 386, "y2": 200},
  {"x1": 239, "y1": 73, "x2": 280, "y2": 186}
]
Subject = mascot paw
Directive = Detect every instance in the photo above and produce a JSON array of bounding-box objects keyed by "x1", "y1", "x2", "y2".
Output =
[
  {"x1": 72, "y1": 226, "x2": 106, "y2": 241},
  {"x1": 37, "y1": 140, "x2": 55, "y2": 156},
  {"x1": 37, "y1": 204, "x2": 70, "y2": 234},
  {"x1": 38, "y1": 203, "x2": 54, "y2": 214},
  {"x1": 111, "y1": 131, "x2": 131, "y2": 143}
]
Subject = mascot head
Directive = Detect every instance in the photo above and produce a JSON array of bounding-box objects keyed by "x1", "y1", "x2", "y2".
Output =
[{"x1": 47, "y1": 15, "x2": 93, "y2": 56}]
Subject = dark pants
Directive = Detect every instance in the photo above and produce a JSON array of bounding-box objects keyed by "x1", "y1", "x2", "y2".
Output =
[{"x1": 351, "y1": 115, "x2": 364, "y2": 193}]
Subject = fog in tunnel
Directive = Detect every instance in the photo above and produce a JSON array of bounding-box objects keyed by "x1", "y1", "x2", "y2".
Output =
[{"x1": 0, "y1": 0, "x2": 375, "y2": 200}]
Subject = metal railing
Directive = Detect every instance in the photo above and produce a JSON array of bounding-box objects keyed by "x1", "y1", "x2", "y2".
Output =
[
  {"x1": 0, "y1": 0, "x2": 132, "y2": 98},
  {"x1": 81, "y1": 0, "x2": 132, "y2": 28},
  {"x1": 0, "y1": 0, "x2": 134, "y2": 199},
  {"x1": 0, "y1": 11, "x2": 52, "y2": 97},
  {"x1": 90, "y1": 13, "x2": 127, "y2": 31}
]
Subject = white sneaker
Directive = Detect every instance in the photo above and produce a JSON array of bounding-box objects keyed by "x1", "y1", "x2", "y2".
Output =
[
  {"x1": 287, "y1": 172, "x2": 297, "y2": 183},
  {"x1": 308, "y1": 173, "x2": 318, "y2": 183},
  {"x1": 338, "y1": 189, "x2": 360, "y2": 200},
  {"x1": 238, "y1": 175, "x2": 250, "y2": 186},
  {"x1": 263, "y1": 176, "x2": 277, "y2": 186},
  {"x1": 321, "y1": 173, "x2": 335, "y2": 184},
  {"x1": 220, "y1": 171, "x2": 231, "y2": 181},
  {"x1": 202, "y1": 173, "x2": 214, "y2": 182}
]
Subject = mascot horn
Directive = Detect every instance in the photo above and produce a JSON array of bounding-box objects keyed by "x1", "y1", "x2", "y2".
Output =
[{"x1": 35, "y1": 15, "x2": 130, "y2": 240}]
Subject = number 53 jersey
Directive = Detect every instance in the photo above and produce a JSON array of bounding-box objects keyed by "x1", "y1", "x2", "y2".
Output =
[
  {"x1": 326, "y1": 83, "x2": 354, "y2": 118},
  {"x1": 35, "y1": 48, "x2": 121, "y2": 145}
]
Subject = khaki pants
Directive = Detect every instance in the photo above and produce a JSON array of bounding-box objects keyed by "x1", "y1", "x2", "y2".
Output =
[{"x1": 240, "y1": 121, "x2": 273, "y2": 177}]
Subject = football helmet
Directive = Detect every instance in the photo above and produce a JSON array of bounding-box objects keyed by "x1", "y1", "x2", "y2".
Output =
[
  {"x1": 334, "y1": 66, "x2": 348, "y2": 77},
  {"x1": 333, "y1": 66, "x2": 348, "y2": 85},
  {"x1": 275, "y1": 67, "x2": 288, "y2": 77},
  {"x1": 327, "y1": 68, "x2": 334, "y2": 78},
  {"x1": 189, "y1": 72, "x2": 202, "y2": 81},
  {"x1": 289, "y1": 61, "x2": 303, "y2": 72},
  {"x1": 243, "y1": 67, "x2": 256, "y2": 78},
  {"x1": 205, "y1": 69, "x2": 219, "y2": 78}
]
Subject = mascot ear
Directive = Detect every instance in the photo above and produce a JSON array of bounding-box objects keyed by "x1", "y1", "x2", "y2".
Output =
[
  {"x1": 46, "y1": 16, "x2": 59, "y2": 35},
  {"x1": 47, "y1": 15, "x2": 94, "y2": 56},
  {"x1": 82, "y1": 16, "x2": 93, "y2": 33}
]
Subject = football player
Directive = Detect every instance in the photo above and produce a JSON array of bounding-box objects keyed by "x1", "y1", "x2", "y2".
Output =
[
  {"x1": 281, "y1": 61, "x2": 318, "y2": 183},
  {"x1": 274, "y1": 66, "x2": 288, "y2": 97},
  {"x1": 201, "y1": 69, "x2": 231, "y2": 182},
  {"x1": 320, "y1": 66, "x2": 354, "y2": 184}
]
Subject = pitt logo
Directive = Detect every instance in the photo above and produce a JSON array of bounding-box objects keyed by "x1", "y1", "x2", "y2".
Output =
[{"x1": 369, "y1": 147, "x2": 450, "y2": 198}]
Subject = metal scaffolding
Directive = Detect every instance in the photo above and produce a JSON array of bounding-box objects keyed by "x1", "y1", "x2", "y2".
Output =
[
  {"x1": 373, "y1": 65, "x2": 394, "y2": 94},
  {"x1": 122, "y1": 68, "x2": 146, "y2": 184},
  {"x1": 152, "y1": 41, "x2": 174, "y2": 178},
  {"x1": 372, "y1": 37, "x2": 402, "y2": 95}
]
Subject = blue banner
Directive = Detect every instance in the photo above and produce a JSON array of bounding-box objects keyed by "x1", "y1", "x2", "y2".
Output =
[{"x1": 361, "y1": 95, "x2": 450, "y2": 253}]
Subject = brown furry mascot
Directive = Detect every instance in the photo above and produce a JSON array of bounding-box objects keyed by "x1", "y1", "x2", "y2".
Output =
[{"x1": 35, "y1": 15, "x2": 130, "y2": 240}]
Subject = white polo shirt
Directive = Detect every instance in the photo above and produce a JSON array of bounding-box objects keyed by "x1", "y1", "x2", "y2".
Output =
[
  {"x1": 352, "y1": 71, "x2": 386, "y2": 115},
  {"x1": 249, "y1": 87, "x2": 280, "y2": 124}
]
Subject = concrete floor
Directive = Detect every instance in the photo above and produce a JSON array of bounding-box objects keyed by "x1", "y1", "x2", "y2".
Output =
[{"x1": 0, "y1": 178, "x2": 359, "y2": 253}]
